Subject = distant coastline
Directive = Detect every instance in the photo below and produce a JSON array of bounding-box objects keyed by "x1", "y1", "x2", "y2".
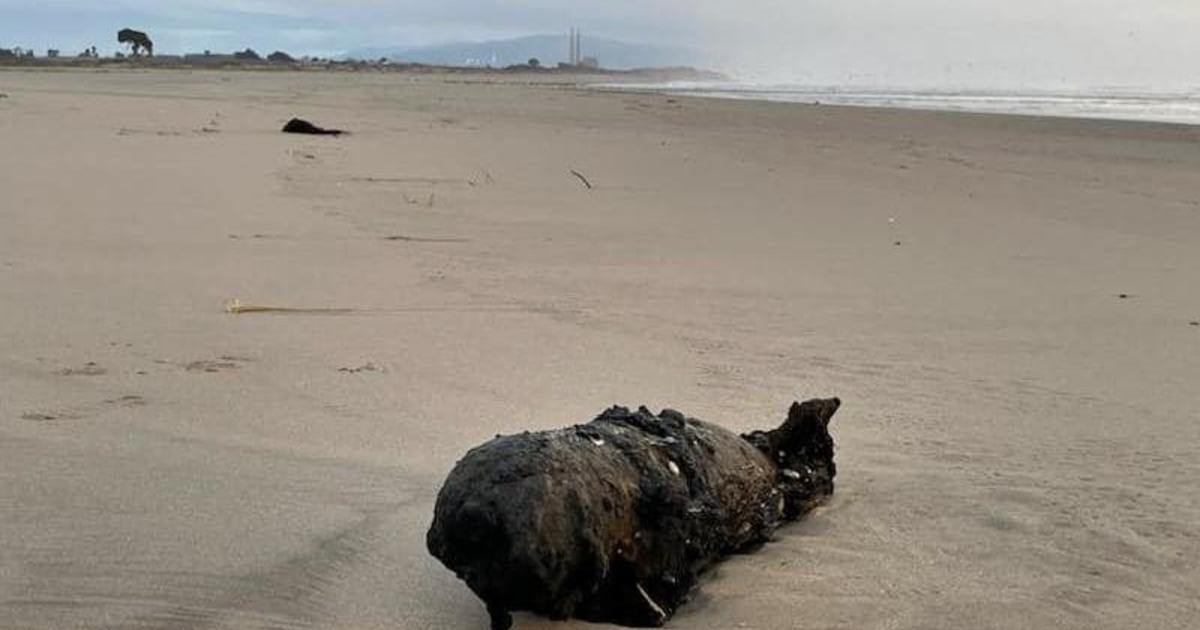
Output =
[{"x1": 0, "y1": 55, "x2": 724, "y2": 83}]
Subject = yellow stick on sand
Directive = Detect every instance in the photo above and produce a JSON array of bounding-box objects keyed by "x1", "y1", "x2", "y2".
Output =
[{"x1": 224, "y1": 299, "x2": 354, "y2": 315}]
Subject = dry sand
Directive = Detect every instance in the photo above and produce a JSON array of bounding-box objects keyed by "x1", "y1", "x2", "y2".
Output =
[{"x1": 1, "y1": 68, "x2": 1198, "y2": 630}]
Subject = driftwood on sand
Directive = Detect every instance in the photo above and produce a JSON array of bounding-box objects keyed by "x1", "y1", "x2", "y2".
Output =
[
  {"x1": 569, "y1": 169, "x2": 593, "y2": 189},
  {"x1": 281, "y1": 118, "x2": 346, "y2": 136},
  {"x1": 427, "y1": 397, "x2": 841, "y2": 629}
]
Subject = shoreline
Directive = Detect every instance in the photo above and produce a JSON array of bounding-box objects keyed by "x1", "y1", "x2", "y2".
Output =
[
  {"x1": 8, "y1": 65, "x2": 1199, "y2": 132},
  {"x1": 7, "y1": 61, "x2": 1196, "y2": 126},
  {"x1": 595, "y1": 78, "x2": 1200, "y2": 127}
]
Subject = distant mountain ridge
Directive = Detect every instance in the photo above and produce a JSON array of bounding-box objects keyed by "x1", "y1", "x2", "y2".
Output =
[{"x1": 346, "y1": 34, "x2": 699, "y2": 70}]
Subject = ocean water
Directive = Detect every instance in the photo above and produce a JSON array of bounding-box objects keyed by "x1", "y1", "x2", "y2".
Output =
[{"x1": 614, "y1": 82, "x2": 1200, "y2": 126}]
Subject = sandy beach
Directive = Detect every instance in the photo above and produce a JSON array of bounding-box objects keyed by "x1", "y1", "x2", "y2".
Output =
[{"x1": 1, "y1": 68, "x2": 1198, "y2": 630}]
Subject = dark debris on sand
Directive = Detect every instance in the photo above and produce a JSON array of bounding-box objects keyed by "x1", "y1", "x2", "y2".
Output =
[
  {"x1": 428, "y1": 398, "x2": 841, "y2": 630},
  {"x1": 282, "y1": 118, "x2": 346, "y2": 136}
]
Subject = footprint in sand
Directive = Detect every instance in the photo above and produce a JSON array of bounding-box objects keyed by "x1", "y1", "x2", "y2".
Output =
[
  {"x1": 383, "y1": 234, "x2": 469, "y2": 244},
  {"x1": 20, "y1": 410, "x2": 81, "y2": 422},
  {"x1": 197, "y1": 116, "x2": 221, "y2": 134},
  {"x1": 116, "y1": 127, "x2": 183, "y2": 137},
  {"x1": 21, "y1": 395, "x2": 145, "y2": 423},
  {"x1": 228, "y1": 233, "x2": 285, "y2": 241},
  {"x1": 58, "y1": 362, "x2": 107, "y2": 376},
  {"x1": 338, "y1": 362, "x2": 383, "y2": 375},
  {"x1": 103, "y1": 395, "x2": 147, "y2": 407},
  {"x1": 183, "y1": 355, "x2": 255, "y2": 373}
]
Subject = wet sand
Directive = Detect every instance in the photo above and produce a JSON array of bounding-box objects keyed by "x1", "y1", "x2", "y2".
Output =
[{"x1": 1, "y1": 68, "x2": 1198, "y2": 630}]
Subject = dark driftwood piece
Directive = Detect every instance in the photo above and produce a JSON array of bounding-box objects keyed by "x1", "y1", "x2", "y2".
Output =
[
  {"x1": 281, "y1": 118, "x2": 346, "y2": 136},
  {"x1": 569, "y1": 169, "x2": 593, "y2": 189},
  {"x1": 427, "y1": 397, "x2": 841, "y2": 629}
]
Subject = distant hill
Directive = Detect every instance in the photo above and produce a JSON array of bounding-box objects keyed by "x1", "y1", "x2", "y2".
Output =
[{"x1": 346, "y1": 34, "x2": 699, "y2": 70}]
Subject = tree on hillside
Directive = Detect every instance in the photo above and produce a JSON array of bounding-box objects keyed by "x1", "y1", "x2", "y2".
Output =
[
  {"x1": 234, "y1": 48, "x2": 262, "y2": 61},
  {"x1": 267, "y1": 51, "x2": 295, "y2": 63},
  {"x1": 528, "y1": 57, "x2": 541, "y2": 68}
]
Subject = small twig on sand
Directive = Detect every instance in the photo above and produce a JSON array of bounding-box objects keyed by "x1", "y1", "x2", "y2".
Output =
[
  {"x1": 225, "y1": 299, "x2": 353, "y2": 315},
  {"x1": 570, "y1": 169, "x2": 593, "y2": 190},
  {"x1": 383, "y1": 235, "x2": 469, "y2": 243}
]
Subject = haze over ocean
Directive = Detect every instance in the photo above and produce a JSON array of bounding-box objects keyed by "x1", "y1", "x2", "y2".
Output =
[{"x1": 4, "y1": 1, "x2": 1200, "y2": 93}]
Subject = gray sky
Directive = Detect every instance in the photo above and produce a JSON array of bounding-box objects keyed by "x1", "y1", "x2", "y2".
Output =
[{"x1": 2, "y1": 1, "x2": 1198, "y2": 89}]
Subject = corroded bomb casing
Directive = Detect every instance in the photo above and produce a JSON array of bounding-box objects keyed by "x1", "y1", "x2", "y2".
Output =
[{"x1": 427, "y1": 398, "x2": 841, "y2": 630}]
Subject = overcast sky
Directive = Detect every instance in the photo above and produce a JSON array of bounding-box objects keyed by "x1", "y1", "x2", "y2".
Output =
[{"x1": 3, "y1": 1, "x2": 1198, "y2": 89}]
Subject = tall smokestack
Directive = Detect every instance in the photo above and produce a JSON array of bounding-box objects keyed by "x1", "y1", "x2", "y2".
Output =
[{"x1": 569, "y1": 28, "x2": 581, "y2": 65}]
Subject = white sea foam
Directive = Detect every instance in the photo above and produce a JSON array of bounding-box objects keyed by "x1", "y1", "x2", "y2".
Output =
[{"x1": 607, "y1": 82, "x2": 1200, "y2": 126}]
